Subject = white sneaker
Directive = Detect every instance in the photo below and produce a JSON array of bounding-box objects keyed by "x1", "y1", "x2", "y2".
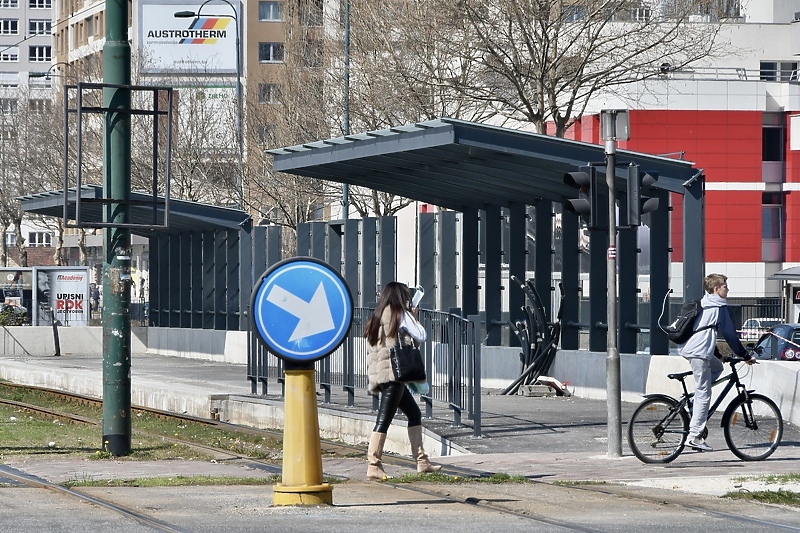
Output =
[{"x1": 687, "y1": 437, "x2": 712, "y2": 452}]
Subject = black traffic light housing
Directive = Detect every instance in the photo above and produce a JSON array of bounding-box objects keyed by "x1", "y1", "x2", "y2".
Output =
[
  {"x1": 563, "y1": 165, "x2": 598, "y2": 227},
  {"x1": 627, "y1": 164, "x2": 659, "y2": 226}
]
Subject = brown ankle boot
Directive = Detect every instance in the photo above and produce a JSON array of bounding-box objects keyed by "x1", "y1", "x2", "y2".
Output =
[
  {"x1": 366, "y1": 431, "x2": 389, "y2": 481},
  {"x1": 408, "y1": 425, "x2": 441, "y2": 473}
]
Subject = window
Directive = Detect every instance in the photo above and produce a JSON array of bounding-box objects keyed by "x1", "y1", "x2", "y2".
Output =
[
  {"x1": 563, "y1": 5, "x2": 586, "y2": 22},
  {"x1": 304, "y1": 39, "x2": 323, "y2": 68},
  {"x1": 719, "y1": 0, "x2": 740, "y2": 18},
  {"x1": 258, "y1": 83, "x2": 282, "y2": 104},
  {"x1": 0, "y1": 98, "x2": 17, "y2": 113},
  {"x1": 258, "y1": 42, "x2": 284, "y2": 62},
  {"x1": 4, "y1": 232, "x2": 15, "y2": 247},
  {"x1": 0, "y1": 127, "x2": 16, "y2": 142},
  {"x1": 0, "y1": 0, "x2": 19, "y2": 7},
  {"x1": 259, "y1": 1, "x2": 282, "y2": 21},
  {"x1": 762, "y1": 127, "x2": 783, "y2": 162},
  {"x1": 300, "y1": 0, "x2": 323, "y2": 26},
  {"x1": 0, "y1": 71, "x2": 17, "y2": 86},
  {"x1": 0, "y1": 47, "x2": 18, "y2": 62},
  {"x1": 27, "y1": 231, "x2": 51, "y2": 247},
  {"x1": 29, "y1": 19, "x2": 50, "y2": 36},
  {"x1": 760, "y1": 61, "x2": 799, "y2": 81},
  {"x1": 632, "y1": 7, "x2": 651, "y2": 22},
  {"x1": 28, "y1": 98, "x2": 50, "y2": 113},
  {"x1": 762, "y1": 193, "x2": 783, "y2": 240},
  {"x1": 0, "y1": 19, "x2": 18, "y2": 35},
  {"x1": 28, "y1": 45, "x2": 50, "y2": 62},
  {"x1": 28, "y1": 0, "x2": 50, "y2": 7}
]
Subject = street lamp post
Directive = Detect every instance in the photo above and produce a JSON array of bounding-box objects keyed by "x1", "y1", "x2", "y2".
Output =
[
  {"x1": 342, "y1": 0, "x2": 350, "y2": 219},
  {"x1": 175, "y1": 0, "x2": 244, "y2": 210},
  {"x1": 28, "y1": 62, "x2": 75, "y2": 81},
  {"x1": 600, "y1": 109, "x2": 630, "y2": 458}
]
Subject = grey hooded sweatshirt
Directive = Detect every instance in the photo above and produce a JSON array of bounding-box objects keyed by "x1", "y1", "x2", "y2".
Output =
[{"x1": 678, "y1": 293, "x2": 748, "y2": 360}]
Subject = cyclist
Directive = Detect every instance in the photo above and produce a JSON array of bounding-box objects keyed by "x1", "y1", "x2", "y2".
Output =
[{"x1": 679, "y1": 273, "x2": 754, "y2": 452}]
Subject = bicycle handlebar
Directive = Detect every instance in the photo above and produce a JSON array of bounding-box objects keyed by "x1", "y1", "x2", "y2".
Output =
[{"x1": 725, "y1": 353, "x2": 758, "y2": 364}]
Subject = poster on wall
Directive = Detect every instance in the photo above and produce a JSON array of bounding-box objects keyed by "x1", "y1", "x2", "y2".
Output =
[
  {"x1": 0, "y1": 269, "x2": 33, "y2": 323},
  {"x1": 35, "y1": 268, "x2": 90, "y2": 327},
  {"x1": 137, "y1": 0, "x2": 241, "y2": 75}
]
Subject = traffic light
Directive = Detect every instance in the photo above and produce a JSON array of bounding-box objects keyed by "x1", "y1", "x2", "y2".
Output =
[
  {"x1": 563, "y1": 165, "x2": 598, "y2": 227},
  {"x1": 627, "y1": 164, "x2": 659, "y2": 226}
]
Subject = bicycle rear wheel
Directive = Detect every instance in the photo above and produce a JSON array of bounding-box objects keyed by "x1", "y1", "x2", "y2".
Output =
[
  {"x1": 628, "y1": 397, "x2": 688, "y2": 464},
  {"x1": 723, "y1": 393, "x2": 783, "y2": 461}
]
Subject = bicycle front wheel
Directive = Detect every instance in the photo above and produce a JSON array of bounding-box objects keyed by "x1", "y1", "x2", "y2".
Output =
[
  {"x1": 628, "y1": 397, "x2": 688, "y2": 464},
  {"x1": 723, "y1": 393, "x2": 783, "y2": 461}
]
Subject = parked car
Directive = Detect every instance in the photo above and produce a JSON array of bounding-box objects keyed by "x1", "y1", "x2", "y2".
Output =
[
  {"x1": 738, "y1": 317, "x2": 783, "y2": 341},
  {"x1": 751, "y1": 323, "x2": 800, "y2": 360}
]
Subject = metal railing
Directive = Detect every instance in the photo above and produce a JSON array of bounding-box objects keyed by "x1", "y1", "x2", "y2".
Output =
[{"x1": 247, "y1": 308, "x2": 483, "y2": 436}]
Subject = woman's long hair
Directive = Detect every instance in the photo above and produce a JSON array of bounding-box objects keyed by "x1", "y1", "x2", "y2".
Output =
[{"x1": 363, "y1": 282, "x2": 410, "y2": 345}]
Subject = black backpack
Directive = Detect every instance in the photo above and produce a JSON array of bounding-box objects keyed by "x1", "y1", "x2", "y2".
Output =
[{"x1": 665, "y1": 300, "x2": 716, "y2": 344}]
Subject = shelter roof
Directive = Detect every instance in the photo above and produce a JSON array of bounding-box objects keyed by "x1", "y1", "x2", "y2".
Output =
[
  {"x1": 769, "y1": 266, "x2": 800, "y2": 281},
  {"x1": 268, "y1": 117, "x2": 699, "y2": 211},
  {"x1": 18, "y1": 185, "x2": 248, "y2": 236}
]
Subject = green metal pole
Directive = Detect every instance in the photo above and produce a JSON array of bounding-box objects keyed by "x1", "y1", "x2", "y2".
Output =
[{"x1": 102, "y1": 0, "x2": 132, "y2": 456}]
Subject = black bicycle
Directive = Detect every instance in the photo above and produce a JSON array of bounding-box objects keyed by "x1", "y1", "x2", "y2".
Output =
[{"x1": 627, "y1": 356, "x2": 783, "y2": 463}]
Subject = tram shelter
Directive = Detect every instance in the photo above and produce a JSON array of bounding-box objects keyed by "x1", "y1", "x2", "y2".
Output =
[{"x1": 267, "y1": 117, "x2": 703, "y2": 355}]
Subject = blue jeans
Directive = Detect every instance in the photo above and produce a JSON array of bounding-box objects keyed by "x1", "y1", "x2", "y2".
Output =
[{"x1": 684, "y1": 355, "x2": 723, "y2": 439}]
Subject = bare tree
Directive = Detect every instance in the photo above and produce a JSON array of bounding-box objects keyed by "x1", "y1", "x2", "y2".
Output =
[{"x1": 358, "y1": 0, "x2": 727, "y2": 137}]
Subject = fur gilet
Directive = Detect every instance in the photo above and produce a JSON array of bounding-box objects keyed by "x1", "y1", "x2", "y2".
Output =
[{"x1": 366, "y1": 306, "x2": 416, "y2": 394}]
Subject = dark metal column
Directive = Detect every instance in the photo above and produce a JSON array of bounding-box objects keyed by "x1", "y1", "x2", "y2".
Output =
[
  {"x1": 534, "y1": 199, "x2": 553, "y2": 322},
  {"x1": 379, "y1": 216, "x2": 395, "y2": 289},
  {"x1": 439, "y1": 211, "x2": 457, "y2": 311},
  {"x1": 214, "y1": 231, "x2": 227, "y2": 330},
  {"x1": 361, "y1": 218, "x2": 377, "y2": 304},
  {"x1": 327, "y1": 221, "x2": 342, "y2": 274},
  {"x1": 153, "y1": 235, "x2": 167, "y2": 327},
  {"x1": 239, "y1": 222, "x2": 252, "y2": 331},
  {"x1": 508, "y1": 202, "x2": 526, "y2": 347},
  {"x1": 650, "y1": 188, "x2": 671, "y2": 355},
  {"x1": 461, "y1": 209, "x2": 479, "y2": 318},
  {"x1": 202, "y1": 230, "x2": 215, "y2": 329},
  {"x1": 189, "y1": 232, "x2": 202, "y2": 328},
  {"x1": 101, "y1": 0, "x2": 132, "y2": 456},
  {"x1": 589, "y1": 187, "x2": 609, "y2": 352},
  {"x1": 560, "y1": 211, "x2": 580, "y2": 349},
  {"x1": 418, "y1": 212, "x2": 435, "y2": 308},
  {"x1": 618, "y1": 224, "x2": 638, "y2": 354},
  {"x1": 485, "y1": 205, "x2": 502, "y2": 346},
  {"x1": 179, "y1": 233, "x2": 191, "y2": 328},
  {"x1": 168, "y1": 234, "x2": 181, "y2": 327},
  {"x1": 343, "y1": 220, "x2": 360, "y2": 305},
  {"x1": 309, "y1": 221, "x2": 326, "y2": 261},
  {"x1": 226, "y1": 229, "x2": 239, "y2": 330},
  {"x1": 296, "y1": 222, "x2": 310, "y2": 256},
  {"x1": 682, "y1": 177, "x2": 705, "y2": 300}
]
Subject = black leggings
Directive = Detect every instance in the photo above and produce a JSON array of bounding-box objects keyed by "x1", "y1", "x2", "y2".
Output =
[{"x1": 373, "y1": 381, "x2": 421, "y2": 433}]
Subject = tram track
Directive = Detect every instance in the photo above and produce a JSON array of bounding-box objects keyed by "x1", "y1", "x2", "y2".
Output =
[
  {"x1": 0, "y1": 464, "x2": 194, "y2": 533},
  {"x1": 4, "y1": 383, "x2": 800, "y2": 532}
]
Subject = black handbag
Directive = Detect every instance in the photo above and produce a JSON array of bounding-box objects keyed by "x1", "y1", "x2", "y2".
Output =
[{"x1": 390, "y1": 331, "x2": 427, "y2": 382}]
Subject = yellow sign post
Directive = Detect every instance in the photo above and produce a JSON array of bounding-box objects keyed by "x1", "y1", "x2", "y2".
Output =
[
  {"x1": 272, "y1": 367, "x2": 333, "y2": 506},
  {"x1": 250, "y1": 258, "x2": 353, "y2": 507}
]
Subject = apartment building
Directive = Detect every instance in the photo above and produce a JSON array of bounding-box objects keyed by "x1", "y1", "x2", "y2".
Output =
[
  {"x1": 0, "y1": 0, "x2": 52, "y2": 81},
  {"x1": 563, "y1": 1, "x2": 800, "y2": 302}
]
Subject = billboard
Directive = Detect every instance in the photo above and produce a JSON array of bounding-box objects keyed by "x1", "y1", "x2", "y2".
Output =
[
  {"x1": 0, "y1": 267, "x2": 90, "y2": 326},
  {"x1": 138, "y1": 0, "x2": 241, "y2": 75},
  {"x1": 40, "y1": 268, "x2": 91, "y2": 327}
]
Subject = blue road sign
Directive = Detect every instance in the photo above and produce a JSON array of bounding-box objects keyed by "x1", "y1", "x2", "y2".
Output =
[{"x1": 251, "y1": 257, "x2": 353, "y2": 364}]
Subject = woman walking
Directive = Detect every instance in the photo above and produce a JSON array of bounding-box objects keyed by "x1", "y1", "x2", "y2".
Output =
[{"x1": 363, "y1": 281, "x2": 441, "y2": 480}]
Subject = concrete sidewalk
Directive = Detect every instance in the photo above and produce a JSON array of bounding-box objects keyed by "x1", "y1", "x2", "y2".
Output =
[{"x1": 2, "y1": 350, "x2": 800, "y2": 496}]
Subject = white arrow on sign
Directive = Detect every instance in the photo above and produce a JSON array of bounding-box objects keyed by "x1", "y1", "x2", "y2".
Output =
[{"x1": 266, "y1": 282, "x2": 335, "y2": 342}]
